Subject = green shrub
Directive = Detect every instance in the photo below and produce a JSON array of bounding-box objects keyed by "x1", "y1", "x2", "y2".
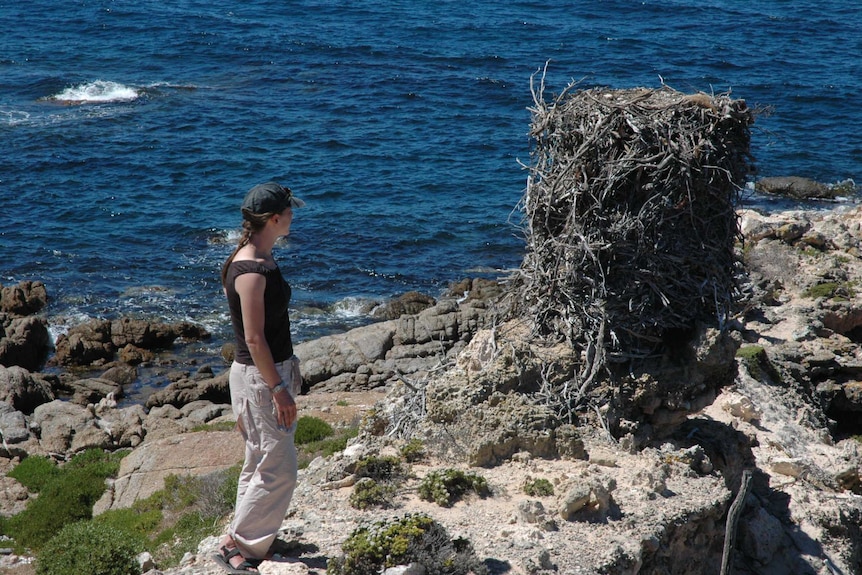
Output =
[
  {"x1": 346, "y1": 456, "x2": 406, "y2": 510},
  {"x1": 162, "y1": 474, "x2": 202, "y2": 508},
  {"x1": 736, "y1": 345, "x2": 782, "y2": 383},
  {"x1": 66, "y1": 448, "x2": 125, "y2": 476},
  {"x1": 418, "y1": 469, "x2": 489, "y2": 507},
  {"x1": 36, "y1": 520, "x2": 139, "y2": 575},
  {"x1": 354, "y1": 455, "x2": 404, "y2": 481},
  {"x1": 315, "y1": 428, "x2": 357, "y2": 456},
  {"x1": 191, "y1": 421, "x2": 236, "y2": 432},
  {"x1": 129, "y1": 466, "x2": 240, "y2": 568},
  {"x1": 297, "y1": 425, "x2": 359, "y2": 469},
  {"x1": 349, "y1": 478, "x2": 397, "y2": 510},
  {"x1": 802, "y1": 281, "x2": 856, "y2": 301},
  {"x1": 295, "y1": 416, "x2": 334, "y2": 445},
  {"x1": 327, "y1": 513, "x2": 486, "y2": 575},
  {"x1": 400, "y1": 439, "x2": 426, "y2": 463},
  {"x1": 7, "y1": 455, "x2": 59, "y2": 492},
  {"x1": 93, "y1": 508, "x2": 160, "y2": 550},
  {"x1": 4, "y1": 450, "x2": 122, "y2": 552},
  {"x1": 523, "y1": 477, "x2": 554, "y2": 497},
  {"x1": 151, "y1": 511, "x2": 217, "y2": 567}
]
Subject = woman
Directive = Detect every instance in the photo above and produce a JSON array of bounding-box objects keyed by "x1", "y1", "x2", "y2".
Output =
[{"x1": 214, "y1": 181, "x2": 305, "y2": 574}]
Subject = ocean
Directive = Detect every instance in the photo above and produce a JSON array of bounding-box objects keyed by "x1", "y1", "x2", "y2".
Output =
[{"x1": 2, "y1": 0, "x2": 860, "y2": 356}]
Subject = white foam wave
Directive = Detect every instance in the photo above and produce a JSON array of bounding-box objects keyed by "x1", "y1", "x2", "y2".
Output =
[
  {"x1": 332, "y1": 296, "x2": 377, "y2": 317},
  {"x1": 0, "y1": 108, "x2": 31, "y2": 126},
  {"x1": 50, "y1": 80, "x2": 140, "y2": 104},
  {"x1": 223, "y1": 229, "x2": 242, "y2": 243}
]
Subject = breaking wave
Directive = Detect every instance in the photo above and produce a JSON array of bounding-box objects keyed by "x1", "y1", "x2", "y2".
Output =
[{"x1": 48, "y1": 80, "x2": 140, "y2": 104}]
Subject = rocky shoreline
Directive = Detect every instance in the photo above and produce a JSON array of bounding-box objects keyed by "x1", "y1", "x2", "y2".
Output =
[{"x1": 3, "y1": 194, "x2": 862, "y2": 574}]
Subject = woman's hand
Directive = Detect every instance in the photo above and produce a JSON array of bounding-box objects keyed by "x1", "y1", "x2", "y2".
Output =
[{"x1": 272, "y1": 387, "x2": 297, "y2": 429}]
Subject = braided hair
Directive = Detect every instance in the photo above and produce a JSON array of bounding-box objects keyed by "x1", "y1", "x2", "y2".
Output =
[{"x1": 220, "y1": 210, "x2": 275, "y2": 287}]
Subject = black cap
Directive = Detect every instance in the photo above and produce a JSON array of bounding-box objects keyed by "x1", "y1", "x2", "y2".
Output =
[{"x1": 241, "y1": 182, "x2": 305, "y2": 214}]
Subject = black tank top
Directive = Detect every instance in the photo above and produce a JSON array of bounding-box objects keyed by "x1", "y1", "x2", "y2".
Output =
[{"x1": 225, "y1": 260, "x2": 294, "y2": 365}]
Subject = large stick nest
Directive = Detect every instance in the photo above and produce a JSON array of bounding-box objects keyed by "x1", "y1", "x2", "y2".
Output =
[{"x1": 509, "y1": 78, "x2": 755, "y2": 370}]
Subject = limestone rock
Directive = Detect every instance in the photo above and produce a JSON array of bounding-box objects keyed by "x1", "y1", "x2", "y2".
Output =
[
  {"x1": 97, "y1": 430, "x2": 244, "y2": 512},
  {"x1": 30, "y1": 400, "x2": 110, "y2": 454},
  {"x1": 95, "y1": 403, "x2": 147, "y2": 448},
  {"x1": 740, "y1": 506, "x2": 785, "y2": 566},
  {"x1": 558, "y1": 478, "x2": 615, "y2": 521},
  {"x1": 518, "y1": 499, "x2": 544, "y2": 522}
]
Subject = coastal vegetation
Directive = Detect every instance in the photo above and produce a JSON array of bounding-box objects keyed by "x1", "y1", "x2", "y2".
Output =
[
  {"x1": 294, "y1": 416, "x2": 359, "y2": 469},
  {"x1": 417, "y1": 469, "x2": 490, "y2": 507},
  {"x1": 326, "y1": 513, "x2": 486, "y2": 575},
  {"x1": 3, "y1": 84, "x2": 862, "y2": 573},
  {"x1": 523, "y1": 476, "x2": 555, "y2": 497},
  {"x1": 36, "y1": 521, "x2": 139, "y2": 575},
  {"x1": 0, "y1": 416, "x2": 353, "y2": 572},
  {"x1": 802, "y1": 280, "x2": 857, "y2": 300},
  {"x1": 1, "y1": 449, "x2": 125, "y2": 553}
]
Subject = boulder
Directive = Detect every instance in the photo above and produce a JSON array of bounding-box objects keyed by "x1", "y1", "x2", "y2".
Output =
[
  {"x1": 0, "y1": 315, "x2": 51, "y2": 371},
  {"x1": 118, "y1": 344, "x2": 154, "y2": 365},
  {"x1": 0, "y1": 365, "x2": 54, "y2": 414},
  {"x1": 94, "y1": 403, "x2": 146, "y2": 448},
  {"x1": 296, "y1": 292, "x2": 495, "y2": 392},
  {"x1": 296, "y1": 322, "x2": 396, "y2": 391},
  {"x1": 110, "y1": 318, "x2": 184, "y2": 349},
  {"x1": 179, "y1": 400, "x2": 232, "y2": 426},
  {"x1": 51, "y1": 317, "x2": 211, "y2": 367},
  {"x1": 0, "y1": 281, "x2": 48, "y2": 316},
  {"x1": 447, "y1": 277, "x2": 504, "y2": 303},
  {"x1": 370, "y1": 291, "x2": 436, "y2": 320},
  {"x1": 145, "y1": 371, "x2": 230, "y2": 408},
  {"x1": 0, "y1": 401, "x2": 31, "y2": 446},
  {"x1": 99, "y1": 364, "x2": 138, "y2": 386},
  {"x1": 143, "y1": 404, "x2": 192, "y2": 441},
  {"x1": 51, "y1": 319, "x2": 114, "y2": 366},
  {"x1": 95, "y1": 430, "x2": 244, "y2": 512},
  {"x1": 755, "y1": 176, "x2": 838, "y2": 200},
  {"x1": 61, "y1": 377, "x2": 123, "y2": 406},
  {"x1": 30, "y1": 400, "x2": 110, "y2": 455}
]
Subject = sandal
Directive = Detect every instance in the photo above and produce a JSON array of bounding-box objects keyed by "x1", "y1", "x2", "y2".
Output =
[{"x1": 212, "y1": 545, "x2": 261, "y2": 574}]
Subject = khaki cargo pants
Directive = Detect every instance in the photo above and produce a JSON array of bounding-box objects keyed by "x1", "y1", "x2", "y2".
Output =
[{"x1": 227, "y1": 356, "x2": 301, "y2": 560}]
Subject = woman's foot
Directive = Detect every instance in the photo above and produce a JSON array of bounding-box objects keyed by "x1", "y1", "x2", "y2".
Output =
[{"x1": 214, "y1": 537, "x2": 260, "y2": 574}]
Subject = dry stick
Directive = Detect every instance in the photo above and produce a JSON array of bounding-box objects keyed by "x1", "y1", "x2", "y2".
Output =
[{"x1": 720, "y1": 469, "x2": 753, "y2": 575}]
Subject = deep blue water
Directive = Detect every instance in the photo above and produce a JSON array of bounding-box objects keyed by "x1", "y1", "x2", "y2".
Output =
[{"x1": 2, "y1": 0, "x2": 861, "y2": 351}]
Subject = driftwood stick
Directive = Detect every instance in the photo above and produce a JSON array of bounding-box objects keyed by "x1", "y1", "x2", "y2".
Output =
[{"x1": 720, "y1": 469, "x2": 753, "y2": 575}]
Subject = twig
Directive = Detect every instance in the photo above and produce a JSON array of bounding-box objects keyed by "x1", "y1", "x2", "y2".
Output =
[{"x1": 720, "y1": 469, "x2": 753, "y2": 575}]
